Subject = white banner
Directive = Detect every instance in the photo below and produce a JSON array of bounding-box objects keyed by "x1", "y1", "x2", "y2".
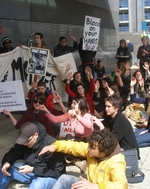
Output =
[
  {"x1": 0, "y1": 46, "x2": 77, "y2": 102},
  {"x1": 0, "y1": 80, "x2": 26, "y2": 112},
  {"x1": 83, "y1": 15, "x2": 101, "y2": 51}
]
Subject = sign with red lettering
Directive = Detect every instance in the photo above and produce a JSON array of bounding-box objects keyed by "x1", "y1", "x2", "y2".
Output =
[
  {"x1": 59, "y1": 120, "x2": 75, "y2": 139},
  {"x1": 83, "y1": 15, "x2": 101, "y2": 51}
]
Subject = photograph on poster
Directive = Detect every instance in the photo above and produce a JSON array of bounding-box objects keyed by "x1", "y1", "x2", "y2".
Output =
[{"x1": 27, "y1": 47, "x2": 49, "y2": 76}]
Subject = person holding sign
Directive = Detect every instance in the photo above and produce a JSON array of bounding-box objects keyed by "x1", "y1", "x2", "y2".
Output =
[
  {"x1": 41, "y1": 96, "x2": 93, "y2": 139},
  {"x1": 3, "y1": 92, "x2": 66, "y2": 137},
  {"x1": 34, "y1": 32, "x2": 49, "y2": 49},
  {"x1": 78, "y1": 36, "x2": 97, "y2": 85}
]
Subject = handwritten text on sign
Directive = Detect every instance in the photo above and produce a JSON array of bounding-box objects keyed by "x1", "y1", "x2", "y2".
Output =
[
  {"x1": 59, "y1": 121, "x2": 75, "y2": 139},
  {"x1": 83, "y1": 15, "x2": 101, "y2": 51}
]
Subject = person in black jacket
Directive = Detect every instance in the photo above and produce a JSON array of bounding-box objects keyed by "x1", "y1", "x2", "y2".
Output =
[
  {"x1": 0, "y1": 122, "x2": 66, "y2": 189},
  {"x1": 53, "y1": 35, "x2": 78, "y2": 57},
  {"x1": 93, "y1": 95, "x2": 140, "y2": 159}
]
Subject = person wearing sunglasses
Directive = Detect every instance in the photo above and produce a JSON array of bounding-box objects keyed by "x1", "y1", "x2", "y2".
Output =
[
  {"x1": 53, "y1": 34, "x2": 78, "y2": 57},
  {"x1": 0, "y1": 37, "x2": 14, "y2": 53},
  {"x1": 3, "y1": 92, "x2": 66, "y2": 137}
]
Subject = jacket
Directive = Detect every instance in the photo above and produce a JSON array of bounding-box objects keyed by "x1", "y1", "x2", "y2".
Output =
[
  {"x1": 65, "y1": 78, "x2": 95, "y2": 115},
  {"x1": 2, "y1": 122, "x2": 66, "y2": 178},
  {"x1": 105, "y1": 111, "x2": 140, "y2": 159},
  {"x1": 27, "y1": 89, "x2": 54, "y2": 109},
  {"x1": 54, "y1": 42, "x2": 78, "y2": 57},
  {"x1": 15, "y1": 106, "x2": 63, "y2": 137},
  {"x1": 137, "y1": 44, "x2": 150, "y2": 65},
  {"x1": 54, "y1": 140, "x2": 128, "y2": 189},
  {"x1": 45, "y1": 112, "x2": 93, "y2": 138}
]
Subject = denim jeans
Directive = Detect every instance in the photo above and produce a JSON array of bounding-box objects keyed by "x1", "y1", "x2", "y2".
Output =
[
  {"x1": 131, "y1": 52, "x2": 137, "y2": 64},
  {"x1": 52, "y1": 174, "x2": 80, "y2": 189},
  {"x1": 134, "y1": 128, "x2": 150, "y2": 147},
  {"x1": 0, "y1": 162, "x2": 57, "y2": 189}
]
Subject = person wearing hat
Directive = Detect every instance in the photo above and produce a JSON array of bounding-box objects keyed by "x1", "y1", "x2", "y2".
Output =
[
  {"x1": 0, "y1": 122, "x2": 66, "y2": 189},
  {"x1": 0, "y1": 37, "x2": 14, "y2": 54},
  {"x1": 53, "y1": 34, "x2": 78, "y2": 57}
]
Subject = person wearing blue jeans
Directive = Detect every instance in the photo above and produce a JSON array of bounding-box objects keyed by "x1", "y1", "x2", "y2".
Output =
[{"x1": 0, "y1": 122, "x2": 66, "y2": 189}]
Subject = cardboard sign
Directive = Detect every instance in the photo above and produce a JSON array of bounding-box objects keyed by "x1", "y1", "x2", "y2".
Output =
[
  {"x1": 0, "y1": 80, "x2": 26, "y2": 112},
  {"x1": 83, "y1": 15, "x2": 101, "y2": 51},
  {"x1": 59, "y1": 120, "x2": 75, "y2": 139},
  {"x1": 27, "y1": 47, "x2": 49, "y2": 76}
]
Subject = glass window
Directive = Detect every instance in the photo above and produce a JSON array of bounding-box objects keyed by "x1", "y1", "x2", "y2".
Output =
[
  {"x1": 119, "y1": 0, "x2": 128, "y2": 8},
  {"x1": 119, "y1": 24, "x2": 129, "y2": 32},
  {"x1": 119, "y1": 11, "x2": 129, "y2": 21},
  {"x1": 145, "y1": 10, "x2": 150, "y2": 20},
  {"x1": 145, "y1": 0, "x2": 150, "y2": 7}
]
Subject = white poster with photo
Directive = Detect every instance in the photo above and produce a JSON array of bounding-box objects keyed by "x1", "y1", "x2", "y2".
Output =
[
  {"x1": 59, "y1": 120, "x2": 75, "y2": 139},
  {"x1": 0, "y1": 80, "x2": 26, "y2": 112},
  {"x1": 83, "y1": 15, "x2": 101, "y2": 51},
  {"x1": 27, "y1": 47, "x2": 49, "y2": 76}
]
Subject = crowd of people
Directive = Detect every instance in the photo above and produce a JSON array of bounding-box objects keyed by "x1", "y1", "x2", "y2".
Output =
[{"x1": 1, "y1": 25, "x2": 150, "y2": 189}]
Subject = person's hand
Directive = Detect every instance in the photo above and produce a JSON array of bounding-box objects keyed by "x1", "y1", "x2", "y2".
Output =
[
  {"x1": 39, "y1": 144, "x2": 56, "y2": 156},
  {"x1": 70, "y1": 34, "x2": 76, "y2": 42},
  {"x1": 94, "y1": 80, "x2": 100, "y2": 92},
  {"x1": 54, "y1": 92, "x2": 62, "y2": 104},
  {"x1": 68, "y1": 109, "x2": 77, "y2": 117},
  {"x1": 130, "y1": 77, "x2": 136, "y2": 87},
  {"x1": 143, "y1": 62, "x2": 149, "y2": 70},
  {"x1": 18, "y1": 165, "x2": 33, "y2": 174},
  {"x1": 105, "y1": 86, "x2": 114, "y2": 96},
  {"x1": 65, "y1": 63, "x2": 72, "y2": 72},
  {"x1": 3, "y1": 109, "x2": 11, "y2": 116},
  {"x1": 114, "y1": 67, "x2": 122, "y2": 77},
  {"x1": 124, "y1": 61, "x2": 130, "y2": 70},
  {"x1": 1, "y1": 162, "x2": 11, "y2": 176},
  {"x1": 143, "y1": 49, "x2": 148, "y2": 55},
  {"x1": 31, "y1": 81, "x2": 37, "y2": 91},
  {"x1": 66, "y1": 72, "x2": 73, "y2": 81},
  {"x1": 138, "y1": 78, "x2": 144, "y2": 88},
  {"x1": 85, "y1": 66, "x2": 92, "y2": 75},
  {"x1": 71, "y1": 176, "x2": 99, "y2": 189},
  {"x1": 102, "y1": 73, "x2": 107, "y2": 78},
  {"x1": 92, "y1": 116, "x2": 104, "y2": 130},
  {"x1": 40, "y1": 105, "x2": 49, "y2": 113}
]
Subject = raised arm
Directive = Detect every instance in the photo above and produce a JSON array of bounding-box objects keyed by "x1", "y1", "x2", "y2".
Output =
[
  {"x1": 3, "y1": 109, "x2": 17, "y2": 126},
  {"x1": 53, "y1": 92, "x2": 67, "y2": 113}
]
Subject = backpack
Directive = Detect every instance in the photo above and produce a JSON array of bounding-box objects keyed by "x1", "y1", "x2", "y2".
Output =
[{"x1": 121, "y1": 148, "x2": 145, "y2": 183}]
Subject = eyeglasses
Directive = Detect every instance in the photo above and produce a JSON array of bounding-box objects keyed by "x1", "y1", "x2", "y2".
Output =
[
  {"x1": 4, "y1": 41, "x2": 11, "y2": 44},
  {"x1": 61, "y1": 40, "x2": 66, "y2": 42},
  {"x1": 33, "y1": 99, "x2": 44, "y2": 105}
]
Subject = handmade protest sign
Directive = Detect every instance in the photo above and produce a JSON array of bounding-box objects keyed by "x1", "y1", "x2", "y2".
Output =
[
  {"x1": 0, "y1": 80, "x2": 26, "y2": 112},
  {"x1": 27, "y1": 47, "x2": 49, "y2": 76},
  {"x1": 59, "y1": 121, "x2": 75, "y2": 139},
  {"x1": 83, "y1": 15, "x2": 101, "y2": 51}
]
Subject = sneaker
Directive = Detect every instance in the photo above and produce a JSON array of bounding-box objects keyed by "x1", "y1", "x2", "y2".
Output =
[{"x1": 71, "y1": 159, "x2": 87, "y2": 173}]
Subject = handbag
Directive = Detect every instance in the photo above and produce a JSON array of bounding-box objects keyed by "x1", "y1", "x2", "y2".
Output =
[{"x1": 121, "y1": 148, "x2": 145, "y2": 183}]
